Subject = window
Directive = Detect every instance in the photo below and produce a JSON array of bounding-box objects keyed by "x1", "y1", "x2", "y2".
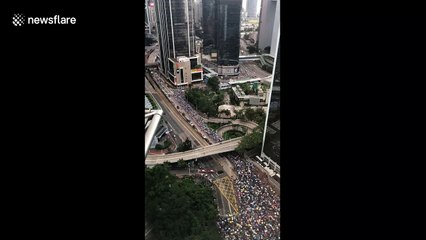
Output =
[
  {"x1": 192, "y1": 72, "x2": 202, "y2": 80},
  {"x1": 190, "y1": 58, "x2": 198, "y2": 69},
  {"x1": 180, "y1": 69, "x2": 184, "y2": 83}
]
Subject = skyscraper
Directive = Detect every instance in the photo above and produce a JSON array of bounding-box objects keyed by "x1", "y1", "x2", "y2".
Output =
[
  {"x1": 202, "y1": 0, "x2": 242, "y2": 76},
  {"x1": 154, "y1": 0, "x2": 203, "y2": 86},
  {"x1": 193, "y1": 0, "x2": 203, "y2": 29},
  {"x1": 202, "y1": 0, "x2": 218, "y2": 55},
  {"x1": 257, "y1": 0, "x2": 280, "y2": 56},
  {"x1": 246, "y1": 0, "x2": 257, "y2": 19},
  {"x1": 145, "y1": 0, "x2": 156, "y2": 34},
  {"x1": 261, "y1": 32, "x2": 280, "y2": 173}
]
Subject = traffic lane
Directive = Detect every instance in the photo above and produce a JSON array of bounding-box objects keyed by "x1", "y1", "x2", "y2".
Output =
[
  {"x1": 149, "y1": 91, "x2": 190, "y2": 146},
  {"x1": 145, "y1": 73, "x2": 204, "y2": 147},
  {"x1": 147, "y1": 71, "x2": 215, "y2": 145},
  {"x1": 145, "y1": 76, "x2": 190, "y2": 146}
]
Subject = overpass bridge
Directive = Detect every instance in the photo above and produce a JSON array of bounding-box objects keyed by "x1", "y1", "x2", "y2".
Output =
[
  {"x1": 216, "y1": 120, "x2": 258, "y2": 137},
  {"x1": 239, "y1": 55, "x2": 261, "y2": 61},
  {"x1": 145, "y1": 137, "x2": 242, "y2": 166},
  {"x1": 228, "y1": 75, "x2": 272, "y2": 85},
  {"x1": 145, "y1": 63, "x2": 159, "y2": 68}
]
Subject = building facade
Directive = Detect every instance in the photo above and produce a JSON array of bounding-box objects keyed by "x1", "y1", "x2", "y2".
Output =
[
  {"x1": 261, "y1": 33, "x2": 280, "y2": 173},
  {"x1": 168, "y1": 56, "x2": 203, "y2": 85},
  {"x1": 193, "y1": 0, "x2": 203, "y2": 28},
  {"x1": 145, "y1": 0, "x2": 156, "y2": 34},
  {"x1": 246, "y1": 0, "x2": 257, "y2": 19},
  {"x1": 154, "y1": 0, "x2": 202, "y2": 85},
  {"x1": 202, "y1": 0, "x2": 218, "y2": 55},
  {"x1": 216, "y1": 0, "x2": 242, "y2": 75},
  {"x1": 257, "y1": 0, "x2": 280, "y2": 56},
  {"x1": 202, "y1": 0, "x2": 242, "y2": 76}
]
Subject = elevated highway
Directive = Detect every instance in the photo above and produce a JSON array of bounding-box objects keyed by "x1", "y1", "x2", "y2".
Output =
[
  {"x1": 239, "y1": 55, "x2": 261, "y2": 61},
  {"x1": 145, "y1": 63, "x2": 159, "y2": 68},
  {"x1": 228, "y1": 75, "x2": 272, "y2": 85},
  {"x1": 216, "y1": 120, "x2": 258, "y2": 137},
  {"x1": 145, "y1": 137, "x2": 242, "y2": 166}
]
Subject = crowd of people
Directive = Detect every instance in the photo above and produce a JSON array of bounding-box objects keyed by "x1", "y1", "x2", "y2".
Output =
[
  {"x1": 150, "y1": 70, "x2": 223, "y2": 143},
  {"x1": 217, "y1": 153, "x2": 280, "y2": 240},
  {"x1": 172, "y1": 89, "x2": 223, "y2": 143}
]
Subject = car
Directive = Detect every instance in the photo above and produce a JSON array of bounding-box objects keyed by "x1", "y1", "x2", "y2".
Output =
[{"x1": 209, "y1": 169, "x2": 215, "y2": 173}]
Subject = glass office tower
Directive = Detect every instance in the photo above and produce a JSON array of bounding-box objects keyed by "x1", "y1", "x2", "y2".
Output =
[
  {"x1": 216, "y1": 0, "x2": 242, "y2": 66},
  {"x1": 202, "y1": 0, "x2": 217, "y2": 54},
  {"x1": 202, "y1": 0, "x2": 241, "y2": 75},
  {"x1": 154, "y1": 0, "x2": 197, "y2": 80},
  {"x1": 261, "y1": 36, "x2": 281, "y2": 172}
]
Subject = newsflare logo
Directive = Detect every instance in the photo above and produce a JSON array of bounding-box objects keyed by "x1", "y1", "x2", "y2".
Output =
[
  {"x1": 12, "y1": 13, "x2": 77, "y2": 27},
  {"x1": 12, "y1": 14, "x2": 25, "y2": 26}
]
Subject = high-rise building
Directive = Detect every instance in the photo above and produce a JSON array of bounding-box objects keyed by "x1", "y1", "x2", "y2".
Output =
[
  {"x1": 154, "y1": 0, "x2": 203, "y2": 86},
  {"x1": 202, "y1": 0, "x2": 241, "y2": 76},
  {"x1": 193, "y1": 0, "x2": 203, "y2": 28},
  {"x1": 145, "y1": 0, "x2": 156, "y2": 34},
  {"x1": 246, "y1": 0, "x2": 257, "y2": 19},
  {"x1": 257, "y1": 0, "x2": 280, "y2": 56},
  {"x1": 202, "y1": 0, "x2": 218, "y2": 55},
  {"x1": 261, "y1": 32, "x2": 280, "y2": 173}
]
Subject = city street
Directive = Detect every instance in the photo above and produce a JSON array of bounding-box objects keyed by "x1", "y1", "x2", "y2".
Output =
[
  {"x1": 145, "y1": 76, "x2": 199, "y2": 147},
  {"x1": 238, "y1": 61, "x2": 270, "y2": 79}
]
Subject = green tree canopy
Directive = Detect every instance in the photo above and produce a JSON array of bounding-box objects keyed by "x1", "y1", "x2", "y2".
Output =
[
  {"x1": 247, "y1": 45, "x2": 257, "y2": 54},
  {"x1": 207, "y1": 77, "x2": 220, "y2": 92},
  {"x1": 185, "y1": 88, "x2": 222, "y2": 117},
  {"x1": 145, "y1": 165, "x2": 221, "y2": 240},
  {"x1": 177, "y1": 138, "x2": 193, "y2": 152},
  {"x1": 236, "y1": 125, "x2": 264, "y2": 154}
]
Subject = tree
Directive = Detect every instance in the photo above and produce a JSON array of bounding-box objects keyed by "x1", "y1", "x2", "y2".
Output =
[
  {"x1": 207, "y1": 76, "x2": 220, "y2": 92},
  {"x1": 264, "y1": 46, "x2": 271, "y2": 53},
  {"x1": 145, "y1": 165, "x2": 220, "y2": 240},
  {"x1": 177, "y1": 138, "x2": 192, "y2": 152},
  {"x1": 235, "y1": 109, "x2": 244, "y2": 119},
  {"x1": 163, "y1": 161, "x2": 171, "y2": 170},
  {"x1": 185, "y1": 88, "x2": 223, "y2": 117},
  {"x1": 236, "y1": 126, "x2": 264, "y2": 154},
  {"x1": 220, "y1": 109, "x2": 231, "y2": 116},
  {"x1": 177, "y1": 159, "x2": 187, "y2": 169},
  {"x1": 245, "y1": 108, "x2": 256, "y2": 121},
  {"x1": 247, "y1": 45, "x2": 257, "y2": 54}
]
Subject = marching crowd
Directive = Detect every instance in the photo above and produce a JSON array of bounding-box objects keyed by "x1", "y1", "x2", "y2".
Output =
[
  {"x1": 172, "y1": 89, "x2": 223, "y2": 143},
  {"x1": 217, "y1": 153, "x2": 280, "y2": 240},
  {"x1": 150, "y1": 70, "x2": 223, "y2": 143}
]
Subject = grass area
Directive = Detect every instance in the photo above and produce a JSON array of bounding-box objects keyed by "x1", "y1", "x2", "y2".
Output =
[{"x1": 223, "y1": 130, "x2": 245, "y2": 140}]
